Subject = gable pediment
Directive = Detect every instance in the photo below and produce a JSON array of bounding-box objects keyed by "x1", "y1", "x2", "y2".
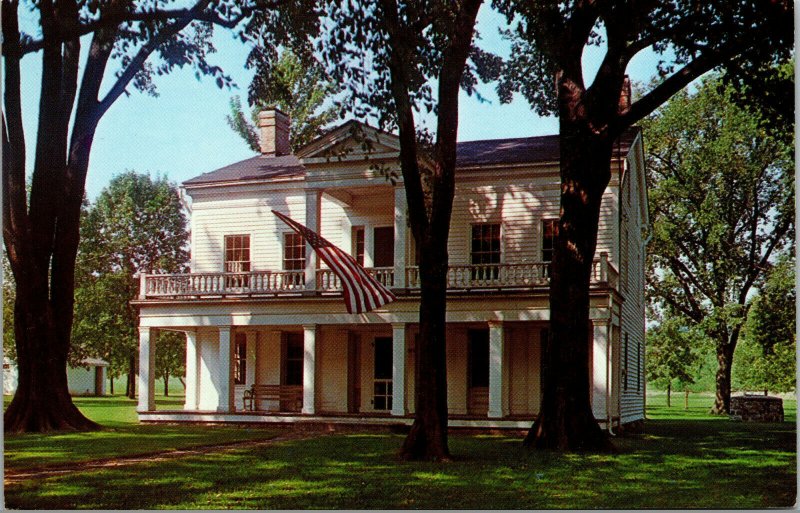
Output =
[{"x1": 296, "y1": 121, "x2": 400, "y2": 162}]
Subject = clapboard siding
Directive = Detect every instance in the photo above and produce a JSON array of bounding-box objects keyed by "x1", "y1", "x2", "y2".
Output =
[
  {"x1": 447, "y1": 175, "x2": 617, "y2": 266},
  {"x1": 191, "y1": 191, "x2": 306, "y2": 272},
  {"x1": 618, "y1": 142, "x2": 647, "y2": 424},
  {"x1": 190, "y1": 175, "x2": 622, "y2": 274}
]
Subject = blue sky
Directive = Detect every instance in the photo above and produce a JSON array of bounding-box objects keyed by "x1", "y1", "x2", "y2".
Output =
[{"x1": 19, "y1": 6, "x2": 669, "y2": 200}]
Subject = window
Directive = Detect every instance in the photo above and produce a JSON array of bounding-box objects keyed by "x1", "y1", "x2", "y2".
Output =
[
  {"x1": 234, "y1": 333, "x2": 247, "y2": 385},
  {"x1": 283, "y1": 233, "x2": 306, "y2": 271},
  {"x1": 282, "y1": 333, "x2": 303, "y2": 386},
  {"x1": 471, "y1": 223, "x2": 501, "y2": 280},
  {"x1": 542, "y1": 220, "x2": 557, "y2": 262},
  {"x1": 225, "y1": 235, "x2": 250, "y2": 272},
  {"x1": 373, "y1": 337, "x2": 393, "y2": 411},
  {"x1": 637, "y1": 340, "x2": 642, "y2": 392},
  {"x1": 352, "y1": 226, "x2": 365, "y2": 266},
  {"x1": 623, "y1": 332, "x2": 629, "y2": 391},
  {"x1": 225, "y1": 235, "x2": 250, "y2": 288}
]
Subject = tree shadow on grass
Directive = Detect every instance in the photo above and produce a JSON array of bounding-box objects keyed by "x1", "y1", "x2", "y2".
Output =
[{"x1": 7, "y1": 421, "x2": 796, "y2": 510}]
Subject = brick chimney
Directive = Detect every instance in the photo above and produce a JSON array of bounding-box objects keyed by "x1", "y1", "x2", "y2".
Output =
[
  {"x1": 257, "y1": 108, "x2": 290, "y2": 156},
  {"x1": 618, "y1": 75, "x2": 632, "y2": 115}
]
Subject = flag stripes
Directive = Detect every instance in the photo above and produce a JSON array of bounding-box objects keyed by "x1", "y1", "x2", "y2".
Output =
[{"x1": 272, "y1": 210, "x2": 396, "y2": 314}]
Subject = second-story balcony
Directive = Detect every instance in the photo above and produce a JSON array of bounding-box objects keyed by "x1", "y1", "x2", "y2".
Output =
[{"x1": 138, "y1": 254, "x2": 619, "y2": 300}]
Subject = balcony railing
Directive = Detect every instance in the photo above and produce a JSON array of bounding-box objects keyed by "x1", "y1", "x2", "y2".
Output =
[{"x1": 138, "y1": 254, "x2": 618, "y2": 299}]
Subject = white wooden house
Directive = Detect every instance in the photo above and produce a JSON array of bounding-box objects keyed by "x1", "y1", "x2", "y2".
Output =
[
  {"x1": 134, "y1": 109, "x2": 647, "y2": 430},
  {"x1": 4, "y1": 357, "x2": 108, "y2": 396}
]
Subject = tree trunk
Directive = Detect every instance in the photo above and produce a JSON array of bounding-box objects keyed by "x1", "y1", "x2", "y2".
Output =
[
  {"x1": 667, "y1": 382, "x2": 671, "y2": 408},
  {"x1": 4, "y1": 291, "x2": 99, "y2": 433},
  {"x1": 126, "y1": 355, "x2": 136, "y2": 399},
  {"x1": 164, "y1": 373, "x2": 169, "y2": 396},
  {"x1": 710, "y1": 342, "x2": 735, "y2": 414},
  {"x1": 399, "y1": 238, "x2": 450, "y2": 461},
  {"x1": 109, "y1": 374, "x2": 114, "y2": 395},
  {"x1": 523, "y1": 111, "x2": 614, "y2": 452},
  {"x1": 684, "y1": 388, "x2": 689, "y2": 410}
]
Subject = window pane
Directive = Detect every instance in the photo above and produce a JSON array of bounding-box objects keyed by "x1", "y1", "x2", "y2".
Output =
[
  {"x1": 225, "y1": 235, "x2": 250, "y2": 272},
  {"x1": 234, "y1": 333, "x2": 247, "y2": 385},
  {"x1": 284, "y1": 233, "x2": 306, "y2": 270}
]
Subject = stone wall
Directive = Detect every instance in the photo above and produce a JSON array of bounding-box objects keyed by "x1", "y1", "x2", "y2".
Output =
[{"x1": 729, "y1": 395, "x2": 784, "y2": 422}]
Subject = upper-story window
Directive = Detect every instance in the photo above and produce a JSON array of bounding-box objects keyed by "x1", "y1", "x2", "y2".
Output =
[
  {"x1": 283, "y1": 233, "x2": 306, "y2": 270},
  {"x1": 542, "y1": 220, "x2": 557, "y2": 262},
  {"x1": 224, "y1": 235, "x2": 251, "y2": 273},
  {"x1": 352, "y1": 226, "x2": 365, "y2": 266},
  {"x1": 471, "y1": 223, "x2": 501, "y2": 280}
]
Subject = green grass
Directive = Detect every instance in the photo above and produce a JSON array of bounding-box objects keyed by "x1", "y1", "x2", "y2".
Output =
[
  {"x1": 4, "y1": 394, "x2": 279, "y2": 470},
  {"x1": 4, "y1": 393, "x2": 796, "y2": 509}
]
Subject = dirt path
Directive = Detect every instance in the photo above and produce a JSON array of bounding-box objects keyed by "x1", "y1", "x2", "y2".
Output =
[{"x1": 4, "y1": 431, "x2": 313, "y2": 485}]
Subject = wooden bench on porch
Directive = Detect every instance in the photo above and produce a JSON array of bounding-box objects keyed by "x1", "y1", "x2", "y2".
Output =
[{"x1": 243, "y1": 384, "x2": 303, "y2": 412}]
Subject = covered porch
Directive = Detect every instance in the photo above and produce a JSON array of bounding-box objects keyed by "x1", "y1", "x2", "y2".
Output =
[{"x1": 137, "y1": 316, "x2": 621, "y2": 429}]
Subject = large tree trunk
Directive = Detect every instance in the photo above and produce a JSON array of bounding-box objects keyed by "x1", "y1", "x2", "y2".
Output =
[
  {"x1": 667, "y1": 382, "x2": 672, "y2": 408},
  {"x1": 523, "y1": 112, "x2": 613, "y2": 452},
  {"x1": 4, "y1": 288, "x2": 99, "y2": 433},
  {"x1": 400, "y1": 236, "x2": 450, "y2": 461},
  {"x1": 2, "y1": 2, "x2": 99, "y2": 433},
  {"x1": 711, "y1": 342, "x2": 735, "y2": 414}
]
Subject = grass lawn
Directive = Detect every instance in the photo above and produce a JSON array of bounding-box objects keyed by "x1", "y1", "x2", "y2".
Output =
[
  {"x1": 4, "y1": 394, "x2": 279, "y2": 470},
  {"x1": 4, "y1": 393, "x2": 797, "y2": 509}
]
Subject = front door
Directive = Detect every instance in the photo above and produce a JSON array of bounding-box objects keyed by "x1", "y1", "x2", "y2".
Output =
[
  {"x1": 373, "y1": 227, "x2": 394, "y2": 268},
  {"x1": 373, "y1": 336, "x2": 393, "y2": 411},
  {"x1": 281, "y1": 333, "x2": 303, "y2": 412},
  {"x1": 467, "y1": 329, "x2": 489, "y2": 415}
]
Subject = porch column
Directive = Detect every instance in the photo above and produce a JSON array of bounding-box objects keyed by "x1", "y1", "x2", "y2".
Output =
[
  {"x1": 184, "y1": 331, "x2": 199, "y2": 411},
  {"x1": 391, "y1": 323, "x2": 406, "y2": 416},
  {"x1": 217, "y1": 326, "x2": 233, "y2": 412},
  {"x1": 592, "y1": 321, "x2": 610, "y2": 421},
  {"x1": 393, "y1": 185, "x2": 407, "y2": 288},
  {"x1": 137, "y1": 328, "x2": 155, "y2": 412},
  {"x1": 305, "y1": 189, "x2": 322, "y2": 291},
  {"x1": 488, "y1": 321, "x2": 504, "y2": 418},
  {"x1": 302, "y1": 324, "x2": 317, "y2": 414}
]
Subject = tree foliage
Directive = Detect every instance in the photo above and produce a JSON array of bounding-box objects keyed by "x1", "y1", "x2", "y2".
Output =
[
  {"x1": 646, "y1": 316, "x2": 701, "y2": 405},
  {"x1": 75, "y1": 171, "x2": 189, "y2": 398},
  {"x1": 644, "y1": 75, "x2": 794, "y2": 413},
  {"x1": 733, "y1": 254, "x2": 796, "y2": 394},
  {"x1": 3, "y1": 0, "x2": 317, "y2": 432},
  {"x1": 227, "y1": 49, "x2": 338, "y2": 152}
]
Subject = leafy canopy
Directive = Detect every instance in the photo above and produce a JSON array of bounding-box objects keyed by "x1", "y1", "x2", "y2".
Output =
[{"x1": 73, "y1": 171, "x2": 189, "y2": 376}]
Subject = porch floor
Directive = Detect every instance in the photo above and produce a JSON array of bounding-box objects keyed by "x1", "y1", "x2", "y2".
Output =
[{"x1": 137, "y1": 410, "x2": 537, "y2": 430}]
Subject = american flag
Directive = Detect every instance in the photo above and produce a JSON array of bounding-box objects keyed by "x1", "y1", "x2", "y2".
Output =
[{"x1": 272, "y1": 210, "x2": 397, "y2": 314}]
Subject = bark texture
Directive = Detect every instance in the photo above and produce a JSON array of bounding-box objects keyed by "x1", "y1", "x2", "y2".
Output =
[
  {"x1": 377, "y1": 0, "x2": 481, "y2": 461},
  {"x1": 523, "y1": 104, "x2": 615, "y2": 451}
]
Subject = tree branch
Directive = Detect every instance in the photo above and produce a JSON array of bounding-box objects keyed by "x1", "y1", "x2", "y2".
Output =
[
  {"x1": 1, "y1": 0, "x2": 29, "y2": 258},
  {"x1": 13, "y1": 2, "x2": 269, "y2": 56},
  {"x1": 96, "y1": 0, "x2": 213, "y2": 118},
  {"x1": 618, "y1": 49, "x2": 725, "y2": 128}
]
